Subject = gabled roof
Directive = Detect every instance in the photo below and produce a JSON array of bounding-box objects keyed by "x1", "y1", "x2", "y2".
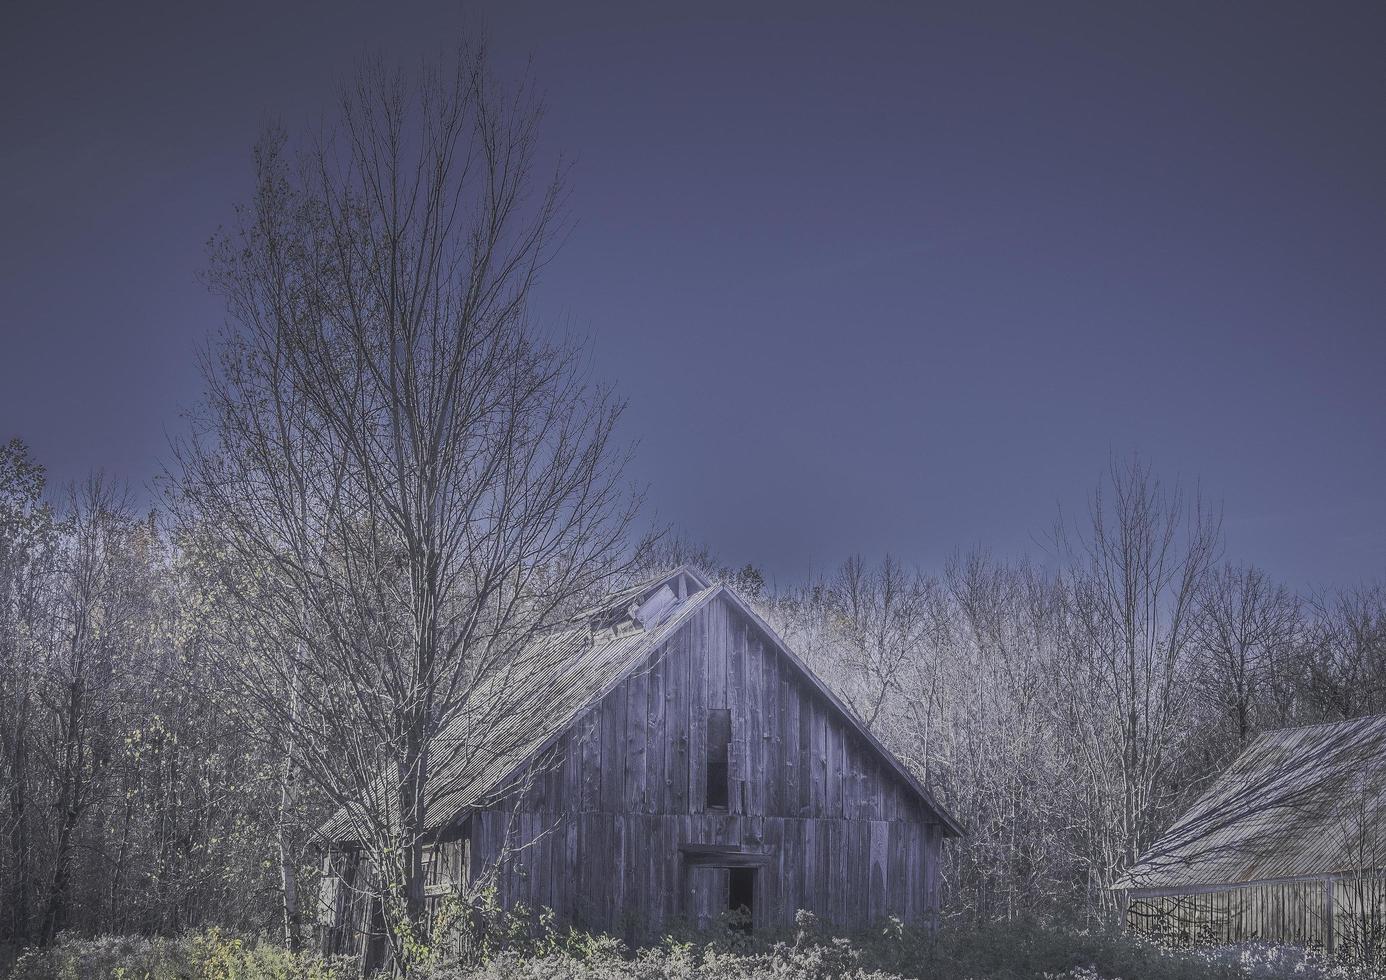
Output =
[
  {"x1": 1117, "y1": 714, "x2": 1386, "y2": 891},
  {"x1": 319, "y1": 566, "x2": 962, "y2": 843}
]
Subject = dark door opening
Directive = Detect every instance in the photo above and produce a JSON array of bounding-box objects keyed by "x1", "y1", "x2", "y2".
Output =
[{"x1": 727, "y1": 867, "x2": 755, "y2": 932}]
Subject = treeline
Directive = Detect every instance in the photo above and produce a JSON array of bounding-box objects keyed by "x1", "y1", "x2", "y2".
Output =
[
  {"x1": 0, "y1": 442, "x2": 311, "y2": 948},
  {"x1": 4, "y1": 440, "x2": 1386, "y2": 950},
  {"x1": 652, "y1": 460, "x2": 1386, "y2": 923}
]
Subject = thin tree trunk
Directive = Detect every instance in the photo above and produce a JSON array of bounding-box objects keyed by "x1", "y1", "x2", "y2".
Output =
[
  {"x1": 277, "y1": 658, "x2": 301, "y2": 951},
  {"x1": 41, "y1": 672, "x2": 86, "y2": 945},
  {"x1": 5, "y1": 709, "x2": 31, "y2": 942}
]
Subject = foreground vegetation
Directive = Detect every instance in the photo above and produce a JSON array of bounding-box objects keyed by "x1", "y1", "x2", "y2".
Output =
[{"x1": 4, "y1": 919, "x2": 1379, "y2": 980}]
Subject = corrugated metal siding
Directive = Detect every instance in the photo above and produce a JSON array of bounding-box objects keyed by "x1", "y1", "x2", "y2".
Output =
[{"x1": 1120, "y1": 715, "x2": 1386, "y2": 890}]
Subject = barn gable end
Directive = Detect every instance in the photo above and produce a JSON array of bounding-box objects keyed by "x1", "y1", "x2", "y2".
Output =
[
  {"x1": 477, "y1": 583, "x2": 957, "y2": 830},
  {"x1": 321, "y1": 568, "x2": 957, "y2": 963}
]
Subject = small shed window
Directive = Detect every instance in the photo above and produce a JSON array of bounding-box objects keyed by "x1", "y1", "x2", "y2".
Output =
[{"x1": 707, "y1": 708, "x2": 731, "y2": 809}]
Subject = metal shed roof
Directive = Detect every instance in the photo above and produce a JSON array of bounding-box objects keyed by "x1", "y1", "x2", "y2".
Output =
[{"x1": 1117, "y1": 714, "x2": 1386, "y2": 891}]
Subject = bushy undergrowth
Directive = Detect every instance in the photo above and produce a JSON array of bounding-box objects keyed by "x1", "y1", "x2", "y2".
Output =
[
  {"x1": 432, "y1": 915, "x2": 1381, "y2": 980},
  {"x1": 4, "y1": 919, "x2": 1379, "y2": 980},
  {"x1": 3, "y1": 929, "x2": 352, "y2": 980}
]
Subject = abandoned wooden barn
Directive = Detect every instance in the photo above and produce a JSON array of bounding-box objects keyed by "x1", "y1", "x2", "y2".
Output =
[
  {"x1": 316, "y1": 567, "x2": 961, "y2": 966},
  {"x1": 1117, "y1": 715, "x2": 1386, "y2": 959}
]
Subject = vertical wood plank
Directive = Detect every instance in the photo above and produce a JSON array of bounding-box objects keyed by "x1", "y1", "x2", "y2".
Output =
[
  {"x1": 600, "y1": 687, "x2": 627, "y2": 813},
  {"x1": 783, "y1": 675, "x2": 799, "y2": 818},
  {"x1": 647, "y1": 652, "x2": 666, "y2": 814},
  {"x1": 729, "y1": 610, "x2": 747, "y2": 814},
  {"x1": 750, "y1": 631, "x2": 767, "y2": 817},
  {"x1": 824, "y1": 710, "x2": 837, "y2": 818},
  {"x1": 797, "y1": 690, "x2": 812, "y2": 817},
  {"x1": 579, "y1": 712, "x2": 601, "y2": 813},
  {"x1": 708, "y1": 597, "x2": 727, "y2": 710},
  {"x1": 813, "y1": 699, "x2": 828, "y2": 816},
  {"x1": 869, "y1": 819, "x2": 888, "y2": 925},
  {"x1": 667, "y1": 626, "x2": 690, "y2": 815},
  {"x1": 625, "y1": 665, "x2": 648, "y2": 813}
]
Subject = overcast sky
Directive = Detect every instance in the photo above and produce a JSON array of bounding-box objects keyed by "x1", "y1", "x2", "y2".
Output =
[{"x1": 3, "y1": 1, "x2": 1384, "y2": 589}]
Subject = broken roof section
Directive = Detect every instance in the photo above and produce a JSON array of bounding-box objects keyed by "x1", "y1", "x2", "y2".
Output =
[{"x1": 1118, "y1": 714, "x2": 1386, "y2": 891}]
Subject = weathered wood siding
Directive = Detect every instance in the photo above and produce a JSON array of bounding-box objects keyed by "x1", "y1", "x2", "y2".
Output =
[
  {"x1": 1126, "y1": 873, "x2": 1386, "y2": 961},
  {"x1": 1127, "y1": 880, "x2": 1333, "y2": 949},
  {"x1": 466, "y1": 592, "x2": 943, "y2": 942}
]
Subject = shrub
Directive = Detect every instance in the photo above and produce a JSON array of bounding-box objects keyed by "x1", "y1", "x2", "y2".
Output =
[{"x1": 3, "y1": 929, "x2": 354, "y2": 980}]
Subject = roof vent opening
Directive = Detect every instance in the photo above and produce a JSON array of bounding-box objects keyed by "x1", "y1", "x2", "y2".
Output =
[{"x1": 632, "y1": 584, "x2": 678, "y2": 630}]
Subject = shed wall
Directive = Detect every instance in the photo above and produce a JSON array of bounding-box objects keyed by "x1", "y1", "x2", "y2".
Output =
[{"x1": 1126, "y1": 873, "x2": 1386, "y2": 961}]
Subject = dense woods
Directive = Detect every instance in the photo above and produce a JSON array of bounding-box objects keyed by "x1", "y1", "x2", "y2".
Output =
[
  {"x1": 0, "y1": 442, "x2": 288, "y2": 945},
  {"x1": 655, "y1": 458, "x2": 1385, "y2": 927},
  {"x1": 4, "y1": 433, "x2": 1385, "y2": 959}
]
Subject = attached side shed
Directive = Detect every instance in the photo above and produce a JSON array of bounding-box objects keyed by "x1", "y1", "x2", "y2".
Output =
[
  {"x1": 1117, "y1": 715, "x2": 1386, "y2": 959},
  {"x1": 318, "y1": 568, "x2": 961, "y2": 968}
]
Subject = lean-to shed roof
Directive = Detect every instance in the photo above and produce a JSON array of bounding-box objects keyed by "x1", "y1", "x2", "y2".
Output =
[{"x1": 1117, "y1": 714, "x2": 1386, "y2": 891}]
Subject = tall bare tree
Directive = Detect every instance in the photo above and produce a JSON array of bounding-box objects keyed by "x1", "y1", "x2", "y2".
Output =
[
  {"x1": 1192, "y1": 563, "x2": 1300, "y2": 750},
  {"x1": 1051, "y1": 456, "x2": 1222, "y2": 912},
  {"x1": 38, "y1": 477, "x2": 149, "y2": 942},
  {"x1": 0, "y1": 440, "x2": 58, "y2": 943},
  {"x1": 826, "y1": 554, "x2": 937, "y2": 730},
  {"x1": 935, "y1": 552, "x2": 1080, "y2": 920},
  {"x1": 174, "y1": 46, "x2": 639, "y2": 967},
  {"x1": 1295, "y1": 584, "x2": 1386, "y2": 721}
]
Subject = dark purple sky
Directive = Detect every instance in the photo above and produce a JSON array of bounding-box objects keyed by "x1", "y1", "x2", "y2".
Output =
[{"x1": 3, "y1": 1, "x2": 1384, "y2": 589}]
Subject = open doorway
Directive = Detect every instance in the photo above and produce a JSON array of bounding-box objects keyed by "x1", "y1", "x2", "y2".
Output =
[
  {"x1": 727, "y1": 867, "x2": 755, "y2": 932},
  {"x1": 686, "y1": 861, "x2": 761, "y2": 932}
]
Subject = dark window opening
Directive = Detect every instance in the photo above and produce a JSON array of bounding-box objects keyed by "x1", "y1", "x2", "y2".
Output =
[
  {"x1": 707, "y1": 709, "x2": 731, "y2": 809},
  {"x1": 727, "y1": 867, "x2": 755, "y2": 932}
]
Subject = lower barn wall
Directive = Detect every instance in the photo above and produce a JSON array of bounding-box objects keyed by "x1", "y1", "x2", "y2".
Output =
[
  {"x1": 320, "y1": 811, "x2": 942, "y2": 966},
  {"x1": 1124, "y1": 874, "x2": 1386, "y2": 960},
  {"x1": 470, "y1": 809, "x2": 942, "y2": 946}
]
